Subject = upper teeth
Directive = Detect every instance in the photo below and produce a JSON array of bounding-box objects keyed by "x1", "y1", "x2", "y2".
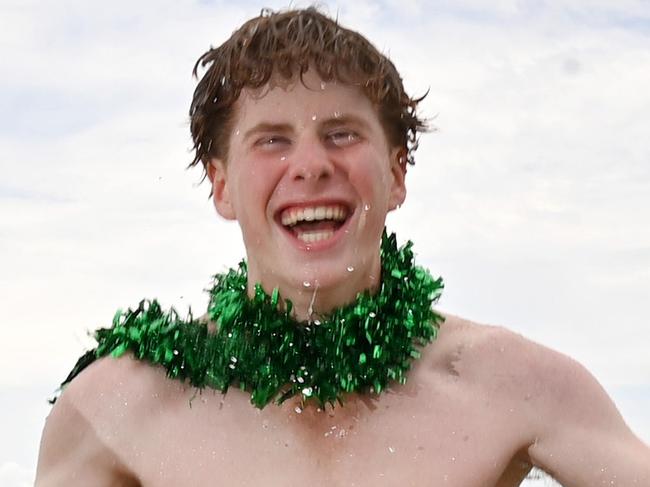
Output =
[{"x1": 281, "y1": 205, "x2": 348, "y2": 227}]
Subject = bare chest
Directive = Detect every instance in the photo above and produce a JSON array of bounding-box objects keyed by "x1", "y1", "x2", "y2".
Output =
[{"x1": 124, "y1": 376, "x2": 532, "y2": 487}]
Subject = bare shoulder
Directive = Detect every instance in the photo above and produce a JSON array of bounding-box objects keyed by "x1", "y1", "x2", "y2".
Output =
[
  {"x1": 36, "y1": 355, "x2": 169, "y2": 486},
  {"x1": 436, "y1": 314, "x2": 603, "y2": 397},
  {"x1": 430, "y1": 312, "x2": 536, "y2": 381},
  {"x1": 56, "y1": 352, "x2": 174, "y2": 420},
  {"x1": 436, "y1": 313, "x2": 630, "y2": 435},
  {"x1": 435, "y1": 314, "x2": 650, "y2": 484}
]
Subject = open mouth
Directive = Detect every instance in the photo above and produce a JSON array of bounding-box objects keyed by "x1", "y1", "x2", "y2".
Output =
[{"x1": 278, "y1": 204, "x2": 351, "y2": 245}]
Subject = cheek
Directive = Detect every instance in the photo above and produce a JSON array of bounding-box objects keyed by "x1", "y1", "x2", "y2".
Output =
[
  {"x1": 349, "y1": 157, "x2": 392, "y2": 206},
  {"x1": 232, "y1": 160, "x2": 284, "y2": 217}
]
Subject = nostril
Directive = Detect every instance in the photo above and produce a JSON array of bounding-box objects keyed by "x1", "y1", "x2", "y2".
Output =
[{"x1": 295, "y1": 169, "x2": 329, "y2": 181}]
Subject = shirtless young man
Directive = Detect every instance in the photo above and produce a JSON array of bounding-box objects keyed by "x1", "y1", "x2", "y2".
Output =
[{"x1": 36, "y1": 7, "x2": 649, "y2": 487}]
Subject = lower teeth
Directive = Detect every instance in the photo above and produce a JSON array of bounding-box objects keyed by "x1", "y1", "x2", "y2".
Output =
[{"x1": 296, "y1": 230, "x2": 334, "y2": 243}]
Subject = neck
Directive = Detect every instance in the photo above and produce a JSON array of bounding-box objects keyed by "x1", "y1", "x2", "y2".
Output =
[
  {"x1": 66, "y1": 230, "x2": 444, "y2": 410},
  {"x1": 246, "y1": 255, "x2": 382, "y2": 322}
]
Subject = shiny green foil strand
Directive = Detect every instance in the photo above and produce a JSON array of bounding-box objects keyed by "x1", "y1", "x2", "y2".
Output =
[{"x1": 57, "y1": 231, "x2": 444, "y2": 409}]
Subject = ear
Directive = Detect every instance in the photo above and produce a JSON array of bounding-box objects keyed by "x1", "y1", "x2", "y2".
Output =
[
  {"x1": 207, "y1": 159, "x2": 236, "y2": 220},
  {"x1": 388, "y1": 147, "x2": 407, "y2": 211}
]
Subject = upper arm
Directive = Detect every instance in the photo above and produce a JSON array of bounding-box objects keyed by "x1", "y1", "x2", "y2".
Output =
[
  {"x1": 433, "y1": 318, "x2": 650, "y2": 486},
  {"x1": 35, "y1": 360, "x2": 140, "y2": 487},
  {"x1": 523, "y1": 342, "x2": 650, "y2": 486}
]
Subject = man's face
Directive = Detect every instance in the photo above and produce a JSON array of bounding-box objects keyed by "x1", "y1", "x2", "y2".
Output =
[{"x1": 208, "y1": 70, "x2": 406, "y2": 307}]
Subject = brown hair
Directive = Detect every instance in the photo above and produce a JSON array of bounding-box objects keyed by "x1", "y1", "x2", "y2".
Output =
[{"x1": 189, "y1": 7, "x2": 428, "y2": 183}]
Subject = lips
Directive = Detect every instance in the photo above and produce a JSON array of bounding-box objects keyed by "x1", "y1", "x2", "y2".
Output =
[{"x1": 277, "y1": 202, "x2": 352, "y2": 245}]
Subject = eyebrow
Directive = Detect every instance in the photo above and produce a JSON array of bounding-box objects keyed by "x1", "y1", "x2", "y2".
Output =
[
  {"x1": 242, "y1": 114, "x2": 373, "y2": 141},
  {"x1": 320, "y1": 114, "x2": 372, "y2": 132}
]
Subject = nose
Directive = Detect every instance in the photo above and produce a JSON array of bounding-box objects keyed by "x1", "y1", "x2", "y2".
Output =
[{"x1": 287, "y1": 136, "x2": 334, "y2": 182}]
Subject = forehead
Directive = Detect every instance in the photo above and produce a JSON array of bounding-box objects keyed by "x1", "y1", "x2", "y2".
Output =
[{"x1": 231, "y1": 70, "x2": 381, "y2": 128}]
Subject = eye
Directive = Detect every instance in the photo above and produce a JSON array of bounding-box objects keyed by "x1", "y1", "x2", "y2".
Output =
[
  {"x1": 254, "y1": 135, "x2": 290, "y2": 150},
  {"x1": 326, "y1": 130, "x2": 359, "y2": 148}
]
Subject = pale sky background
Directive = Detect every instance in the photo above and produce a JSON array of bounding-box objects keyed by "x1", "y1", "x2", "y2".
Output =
[{"x1": 1, "y1": 1, "x2": 649, "y2": 485}]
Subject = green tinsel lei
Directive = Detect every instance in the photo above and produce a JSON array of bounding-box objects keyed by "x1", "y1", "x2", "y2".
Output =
[{"x1": 57, "y1": 231, "x2": 444, "y2": 408}]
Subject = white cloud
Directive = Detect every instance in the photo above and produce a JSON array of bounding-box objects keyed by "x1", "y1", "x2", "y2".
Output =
[{"x1": 0, "y1": 462, "x2": 34, "y2": 487}]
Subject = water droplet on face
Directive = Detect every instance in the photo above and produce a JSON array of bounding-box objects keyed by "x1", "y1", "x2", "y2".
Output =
[
  {"x1": 303, "y1": 281, "x2": 311, "y2": 288},
  {"x1": 388, "y1": 446, "x2": 395, "y2": 453},
  {"x1": 311, "y1": 115, "x2": 317, "y2": 121},
  {"x1": 333, "y1": 111, "x2": 341, "y2": 118},
  {"x1": 280, "y1": 156, "x2": 286, "y2": 161},
  {"x1": 235, "y1": 129, "x2": 240, "y2": 136},
  {"x1": 294, "y1": 406, "x2": 303, "y2": 413},
  {"x1": 320, "y1": 81, "x2": 326, "y2": 90},
  {"x1": 364, "y1": 204, "x2": 371, "y2": 211},
  {"x1": 347, "y1": 266, "x2": 354, "y2": 272}
]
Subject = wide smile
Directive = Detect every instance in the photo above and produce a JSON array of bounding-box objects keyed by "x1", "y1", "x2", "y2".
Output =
[{"x1": 276, "y1": 202, "x2": 354, "y2": 249}]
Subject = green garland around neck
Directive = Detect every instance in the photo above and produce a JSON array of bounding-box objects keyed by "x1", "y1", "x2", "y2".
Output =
[{"x1": 58, "y1": 231, "x2": 444, "y2": 409}]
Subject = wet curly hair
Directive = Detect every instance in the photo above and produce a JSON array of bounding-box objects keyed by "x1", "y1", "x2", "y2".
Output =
[{"x1": 189, "y1": 7, "x2": 428, "y2": 183}]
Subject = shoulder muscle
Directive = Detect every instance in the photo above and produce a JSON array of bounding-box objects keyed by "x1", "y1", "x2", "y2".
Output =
[{"x1": 36, "y1": 356, "x2": 149, "y2": 486}]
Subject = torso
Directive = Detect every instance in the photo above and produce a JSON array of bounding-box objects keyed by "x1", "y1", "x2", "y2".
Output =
[{"x1": 53, "y1": 315, "x2": 540, "y2": 486}]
